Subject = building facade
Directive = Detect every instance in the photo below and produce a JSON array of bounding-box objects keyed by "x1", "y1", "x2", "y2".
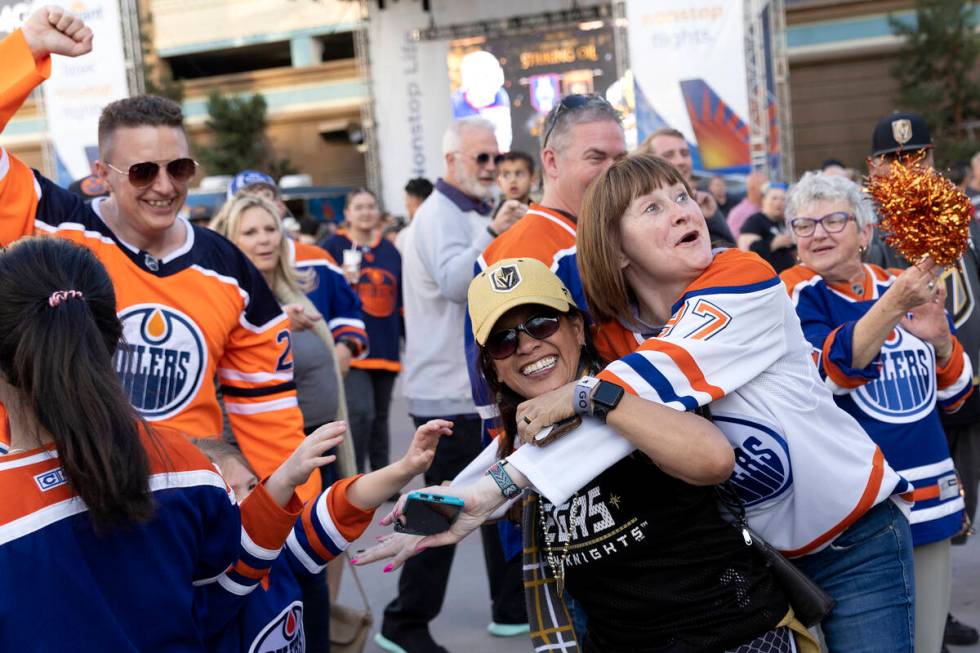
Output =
[{"x1": 1, "y1": 0, "x2": 974, "y2": 193}]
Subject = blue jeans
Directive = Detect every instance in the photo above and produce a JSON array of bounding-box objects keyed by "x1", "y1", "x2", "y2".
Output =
[{"x1": 793, "y1": 500, "x2": 914, "y2": 653}]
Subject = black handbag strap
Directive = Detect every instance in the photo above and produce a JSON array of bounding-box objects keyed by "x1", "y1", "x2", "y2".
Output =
[
  {"x1": 342, "y1": 551, "x2": 371, "y2": 613},
  {"x1": 695, "y1": 404, "x2": 751, "y2": 535}
]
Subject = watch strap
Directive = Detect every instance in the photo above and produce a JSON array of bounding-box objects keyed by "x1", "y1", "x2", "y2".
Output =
[
  {"x1": 487, "y1": 460, "x2": 521, "y2": 499},
  {"x1": 574, "y1": 375, "x2": 601, "y2": 417}
]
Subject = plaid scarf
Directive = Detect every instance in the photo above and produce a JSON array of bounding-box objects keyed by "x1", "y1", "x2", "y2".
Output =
[{"x1": 522, "y1": 491, "x2": 581, "y2": 653}]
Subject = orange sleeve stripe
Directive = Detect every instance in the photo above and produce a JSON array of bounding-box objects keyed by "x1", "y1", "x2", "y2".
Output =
[
  {"x1": 821, "y1": 326, "x2": 866, "y2": 389},
  {"x1": 635, "y1": 339, "x2": 726, "y2": 401},
  {"x1": 351, "y1": 358, "x2": 401, "y2": 372},
  {"x1": 301, "y1": 503, "x2": 334, "y2": 562},
  {"x1": 936, "y1": 338, "x2": 966, "y2": 388},
  {"x1": 334, "y1": 325, "x2": 367, "y2": 337},
  {"x1": 325, "y1": 475, "x2": 376, "y2": 542},
  {"x1": 596, "y1": 369, "x2": 638, "y2": 396},
  {"x1": 908, "y1": 485, "x2": 941, "y2": 502},
  {"x1": 782, "y1": 447, "x2": 885, "y2": 558},
  {"x1": 240, "y1": 481, "x2": 303, "y2": 551},
  {"x1": 233, "y1": 560, "x2": 268, "y2": 580}
]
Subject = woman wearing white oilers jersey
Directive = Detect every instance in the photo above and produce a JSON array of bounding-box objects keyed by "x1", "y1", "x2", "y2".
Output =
[
  {"x1": 359, "y1": 156, "x2": 917, "y2": 652},
  {"x1": 360, "y1": 257, "x2": 813, "y2": 653},
  {"x1": 781, "y1": 172, "x2": 972, "y2": 653}
]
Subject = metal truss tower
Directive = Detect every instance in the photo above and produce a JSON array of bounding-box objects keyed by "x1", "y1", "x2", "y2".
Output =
[
  {"x1": 744, "y1": 0, "x2": 794, "y2": 181},
  {"x1": 354, "y1": 0, "x2": 383, "y2": 198}
]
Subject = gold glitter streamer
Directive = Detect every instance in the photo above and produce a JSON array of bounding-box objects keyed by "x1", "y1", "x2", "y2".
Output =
[{"x1": 866, "y1": 154, "x2": 973, "y2": 267}]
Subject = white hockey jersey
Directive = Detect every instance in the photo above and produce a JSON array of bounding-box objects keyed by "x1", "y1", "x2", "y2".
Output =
[{"x1": 502, "y1": 249, "x2": 910, "y2": 557}]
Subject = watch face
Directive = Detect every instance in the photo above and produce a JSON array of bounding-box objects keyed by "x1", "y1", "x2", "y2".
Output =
[{"x1": 594, "y1": 381, "x2": 625, "y2": 408}]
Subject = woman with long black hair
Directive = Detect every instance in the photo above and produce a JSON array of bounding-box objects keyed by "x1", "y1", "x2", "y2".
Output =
[{"x1": 0, "y1": 237, "x2": 323, "y2": 652}]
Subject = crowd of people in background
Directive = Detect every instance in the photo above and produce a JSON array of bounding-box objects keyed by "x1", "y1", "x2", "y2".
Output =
[{"x1": 4, "y1": 7, "x2": 980, "y2": 653}]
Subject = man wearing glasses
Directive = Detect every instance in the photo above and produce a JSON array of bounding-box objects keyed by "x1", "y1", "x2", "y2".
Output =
[
  {"x1": 0, "y1": 8, "x2": 321, "y2": 501},
  {"x1": 381, "y1": 115, "x2": 521, "y2": 653}
]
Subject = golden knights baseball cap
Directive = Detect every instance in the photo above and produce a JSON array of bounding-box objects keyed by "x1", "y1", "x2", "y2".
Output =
[
  {"x1": 468, "y1": 258, "x2": 574, "y2": 345},
  {"x1": 871, "y1": 112, "x2": 932, "y2": 157}
]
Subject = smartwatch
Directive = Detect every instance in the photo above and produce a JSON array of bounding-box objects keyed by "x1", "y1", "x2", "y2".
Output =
[
  {"x1": 591, "y1": 380, "x2": 625, "y2": 422},
  {"x1": 573, "y1": 376, "x2": 625, "y2": 422}
]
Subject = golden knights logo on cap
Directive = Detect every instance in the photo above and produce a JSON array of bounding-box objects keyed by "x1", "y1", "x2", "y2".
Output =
[
  {"x1": 489, "y1": 264, "x2": 522, "y2": 293},
  {"x1": 891, "y1": 119, "x2": 913, "y2": 146}
]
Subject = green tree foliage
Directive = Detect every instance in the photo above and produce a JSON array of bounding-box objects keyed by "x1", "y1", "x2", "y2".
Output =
[
  {"x1": 198, "y1": 91, "x2": 292, "y2": 175},
  {"x1": 890, "y1": 1, "x2": 980, "y2": 167}
]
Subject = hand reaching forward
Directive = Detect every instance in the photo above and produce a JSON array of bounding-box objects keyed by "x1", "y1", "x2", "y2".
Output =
[
  {"x1": 265, "y1": 421, "x2": 345, "y2": 507},
  {"x1": 400, "y1": 419, "x2": 453, "y2": 478},
  {"x1": 352, "y1": 476, "x2": 506, "y2": 572},
  {"x1": 22, "y1": 6, "x2": 93, "y2": 60}
]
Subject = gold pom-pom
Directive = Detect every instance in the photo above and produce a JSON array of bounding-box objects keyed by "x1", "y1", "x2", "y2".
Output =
[{"x1": 866, "y1": 154, "x2": 973, "y2": 267}]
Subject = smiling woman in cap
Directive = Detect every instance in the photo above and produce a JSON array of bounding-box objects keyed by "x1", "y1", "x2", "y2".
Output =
[{"x1": 358, "y1": 257, "x2": 820, "y2": 653}]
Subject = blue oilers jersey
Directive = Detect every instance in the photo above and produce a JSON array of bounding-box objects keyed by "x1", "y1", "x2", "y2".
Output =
[
  {"x1": 323, "y1": 231, "x2": 402, "y2": 371},
  {"x1": 289, "y1": 240, "x2": 368, "y2": 358},
  {"x1": 0, "y1": 427, "x2": 300, "y2": 652},
  {"x1": 203, "y1": 475, "x2": 374, "y2": 653},
  {"x1": 783, "y1": 263, "x2": 971, "y2": 545}
]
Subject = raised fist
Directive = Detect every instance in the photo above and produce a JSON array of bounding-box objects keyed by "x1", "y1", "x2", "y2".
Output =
[{"x1": 21, "y1": 6, "x2": 93, "y2": 61}]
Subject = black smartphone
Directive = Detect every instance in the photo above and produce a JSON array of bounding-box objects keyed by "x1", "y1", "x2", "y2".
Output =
[{"x1": 393, "y1": 491, "x2": 464, "y2": 536}]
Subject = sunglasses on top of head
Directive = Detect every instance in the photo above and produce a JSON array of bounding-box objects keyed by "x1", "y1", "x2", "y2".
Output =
[
  {"x1": 542, "y1": 93, "x2": 611, "y2": 148},
  {"x1": 106, "y1": 158, "x2": 198, "y2": 188},
  {"x1": 484, "y1": 313, "x2": 561, "y2": 360}
]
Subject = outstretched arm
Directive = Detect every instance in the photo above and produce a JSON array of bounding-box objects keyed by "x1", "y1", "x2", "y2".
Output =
[{"x1": 346, "y1": 419, "x2": 453, "y2": 510}]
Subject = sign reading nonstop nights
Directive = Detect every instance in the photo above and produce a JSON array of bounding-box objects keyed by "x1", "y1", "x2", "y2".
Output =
[{"x1": 626, "y1": 0, "x2": 780, "y2": 174}]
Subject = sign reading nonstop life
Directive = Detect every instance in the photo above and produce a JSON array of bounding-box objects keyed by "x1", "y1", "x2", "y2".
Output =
[{"x1": 0, "y1": 0, "x2": 130, "y2": 185}]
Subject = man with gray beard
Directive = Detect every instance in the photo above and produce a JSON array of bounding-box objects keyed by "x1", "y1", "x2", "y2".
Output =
[{"x1": 379, "y1": 117, "x2": 522, "y2": 653}]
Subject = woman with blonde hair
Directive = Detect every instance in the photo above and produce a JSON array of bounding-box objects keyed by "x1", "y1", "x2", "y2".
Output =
[{"x1": 210, "y1": 193, "x2": 357, "y2": 653}]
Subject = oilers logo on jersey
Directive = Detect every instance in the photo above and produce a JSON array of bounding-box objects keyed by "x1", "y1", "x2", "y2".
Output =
[
  {"x1": 714, "y1": 416, "x2": 792, "y2": 507},
  {"x1": 250, "y1": 601, "x2": 304, "y2": 653},
  {"x1": 114, "y1": 304, "x2": 207, "y2": 421},
  {"x1": 852, "y1": 329, "x2": 936, "y2": 424}
]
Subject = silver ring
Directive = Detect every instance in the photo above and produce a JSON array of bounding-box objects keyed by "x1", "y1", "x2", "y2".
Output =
[{"x1": 523, "y1": 416, "x2": 532, "y2": 425}]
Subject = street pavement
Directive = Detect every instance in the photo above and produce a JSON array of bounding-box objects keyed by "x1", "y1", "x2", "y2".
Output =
[{"x1": 337, "y1": 380, "x2": 980, "y2": 653}]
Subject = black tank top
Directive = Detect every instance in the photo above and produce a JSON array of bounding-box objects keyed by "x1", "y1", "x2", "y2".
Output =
[{"x1": 539, "y1": 453, "x2": 788, "y2": 652}]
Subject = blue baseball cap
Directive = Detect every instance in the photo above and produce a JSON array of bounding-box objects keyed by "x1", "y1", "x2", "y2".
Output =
[{"x1": 228, "y1": 170, "x2": 277, "y2": 199}]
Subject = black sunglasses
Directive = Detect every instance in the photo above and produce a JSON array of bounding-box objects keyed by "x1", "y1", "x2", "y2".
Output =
[
  {"x1": 459, "y1": 151, "x2": 505, "y2": 166},
  {"x1": 106, "y1": 158, "x2": 198, "y2": 188},
  {"x1": 485, "y1": 314, "x2": 561, "y2": 360},
  {"x1": 542, "y1": 94, "x2": 596, "y2": 148}
]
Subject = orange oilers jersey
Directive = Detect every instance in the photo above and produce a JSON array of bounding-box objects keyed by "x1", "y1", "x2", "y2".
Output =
[{"x1": 0, "y1": 30, "x2": 319, "y2": 501}]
